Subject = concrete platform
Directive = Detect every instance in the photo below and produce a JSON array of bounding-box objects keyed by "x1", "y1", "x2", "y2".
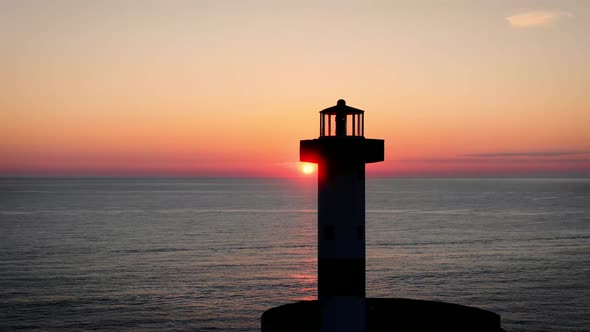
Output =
[{"x1": 262, "y1": 298, "x2": 504, "y2": 331}]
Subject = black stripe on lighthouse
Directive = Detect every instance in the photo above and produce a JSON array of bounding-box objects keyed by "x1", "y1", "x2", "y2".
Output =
[{"x1": 318, "y1": 258, "x2": 365, "y2": 296}]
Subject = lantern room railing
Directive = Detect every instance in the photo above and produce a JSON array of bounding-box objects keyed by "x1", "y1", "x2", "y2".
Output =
[{"x1": 319, "y1": 99, "x2": 365, "y2": 137}]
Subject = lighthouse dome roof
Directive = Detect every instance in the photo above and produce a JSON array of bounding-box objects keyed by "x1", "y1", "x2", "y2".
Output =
[{"x1": 320, "y1": 99, "x2": 364, "y2": 115}]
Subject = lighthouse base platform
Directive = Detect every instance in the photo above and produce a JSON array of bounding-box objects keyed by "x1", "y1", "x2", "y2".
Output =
[{"x1": 261, "y1": 298, "x2": 504, "y2": 332}]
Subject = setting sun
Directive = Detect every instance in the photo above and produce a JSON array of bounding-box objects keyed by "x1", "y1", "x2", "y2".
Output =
[{"x1": 300, "y1": 163, "x2": 316, "y2": 175}]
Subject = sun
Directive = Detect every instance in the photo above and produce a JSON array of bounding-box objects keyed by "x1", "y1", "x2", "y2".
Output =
[{"x1": 300, "y1": 163, "x2": 316, "y2": 175}]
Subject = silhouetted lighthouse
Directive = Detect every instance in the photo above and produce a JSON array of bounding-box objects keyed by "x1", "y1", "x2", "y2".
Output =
[
  {"x1": 261, "y1": 100, "x2": 503, "y2": 332},
  {"x1": 300, "y1": 99, "x2": 384, "y2": 332}
]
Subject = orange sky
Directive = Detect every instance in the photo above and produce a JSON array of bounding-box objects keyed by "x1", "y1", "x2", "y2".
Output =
[{"x1": 1, "y1": 1, "x2": 589, "y2": 177}]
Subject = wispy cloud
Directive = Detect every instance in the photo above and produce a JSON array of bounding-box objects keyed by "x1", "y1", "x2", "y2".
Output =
[
  {"x1": 506, "y1": 10, "x2": 573, "y2": 28},
  {"x1": 273, "y1": 161, "x2": 300, "y2": 168},
  {"x1": 462, "y1": 150, "x2": 589, "y2": 158},
  {"x1": 392, "y1": 158, "x2": 590, "y2": 164},
  {"x1": 390, "y1": 151, "x2": 590, "y2": 163}
]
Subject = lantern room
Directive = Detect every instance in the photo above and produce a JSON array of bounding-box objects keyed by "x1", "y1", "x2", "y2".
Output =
[{"x1": 320, "y1": 99, "x2": 364, "y2": 137}]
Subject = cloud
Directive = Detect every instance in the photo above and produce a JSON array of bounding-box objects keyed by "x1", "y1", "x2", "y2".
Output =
[
  {"x1": 462, "y1": 150, "x2": 589, "y2": 158},
  {"x1": 390, "y1": 151, "x2": 590, "y2": 163},
  {"x1": 506, "y1": 10, "x2": 573, "y2": 28},
  {"x1": 392, "y1": 158, "x2": 590, "y2": 164}
]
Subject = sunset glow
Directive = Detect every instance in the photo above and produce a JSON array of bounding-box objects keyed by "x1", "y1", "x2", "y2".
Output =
[
  {"x1": 300, "y1": 163, "x2": 316, "y2": 175},
  {"x1": 2, "y1": 1, "x2": 589, "y2": 177}
]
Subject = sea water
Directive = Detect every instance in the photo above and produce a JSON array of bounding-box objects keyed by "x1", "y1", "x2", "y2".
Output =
[{"x1": 0, "y1": 178, "x2": 588, "y2": 331}]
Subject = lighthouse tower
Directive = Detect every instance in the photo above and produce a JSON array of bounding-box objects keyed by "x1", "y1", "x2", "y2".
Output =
[
  {"x1": 262, "y1": 100, "x2": 502, "y2": 332},
  {"x1": 300, "y1": 100, "x2": 384, "y2": 332}
]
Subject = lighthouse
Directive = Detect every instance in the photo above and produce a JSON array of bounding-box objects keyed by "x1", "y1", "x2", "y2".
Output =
[
  {"x1": 261, "y1": 100, "x2": 503, "y2": 332},
  {"x1": 300, "y1": 99, "x2": 384, "y2": 332}
]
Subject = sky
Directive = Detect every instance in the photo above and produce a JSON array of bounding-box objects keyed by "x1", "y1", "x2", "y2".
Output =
[{"x1": 1, "y1": 0, "x2": 589, "y2": 177}]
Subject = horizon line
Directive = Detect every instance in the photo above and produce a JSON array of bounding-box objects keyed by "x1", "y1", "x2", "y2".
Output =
[{"x1": 1, "y1": 174, "x2": 589, "y2": 180}]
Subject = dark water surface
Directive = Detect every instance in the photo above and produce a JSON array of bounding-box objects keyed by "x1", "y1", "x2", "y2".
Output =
[{"x1": 0, "y1": 178, "x2": 588, "y2": 331}]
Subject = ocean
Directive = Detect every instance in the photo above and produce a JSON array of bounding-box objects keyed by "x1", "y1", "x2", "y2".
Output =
[{"x1": 0, "y1": 178, "x2": 588, "y2": 331}]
